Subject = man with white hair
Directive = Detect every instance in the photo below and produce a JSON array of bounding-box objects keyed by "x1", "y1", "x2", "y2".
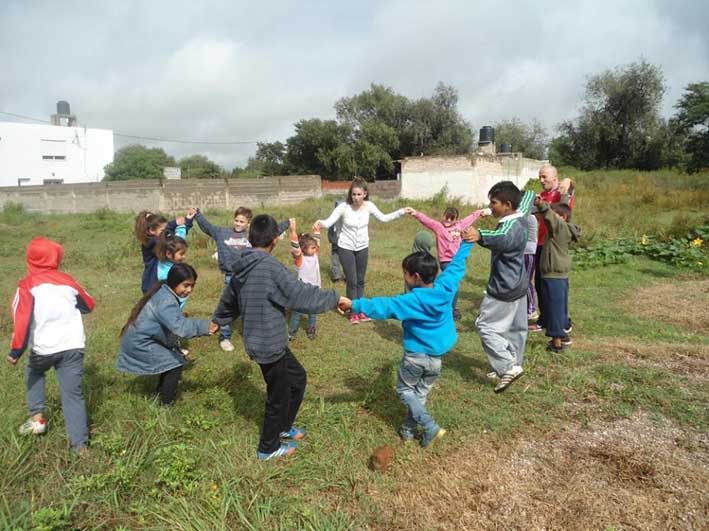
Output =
[{"x1": 529, "y1": 165, "x2": 575, "y2": 333}]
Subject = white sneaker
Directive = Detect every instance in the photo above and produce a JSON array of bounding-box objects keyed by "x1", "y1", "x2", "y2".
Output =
[
  {"x1": 19, "y1": 417, "x2": 47, "y2": 435},
  {"x1": 486, "y1": 371, "x2": 499, "y2": 381},
  {"x1": 494, "y1": 365, "x2": 524, "y2": 393},
  {"x1": 219, "y1": 339, "x2": 235, "y2": 352}
]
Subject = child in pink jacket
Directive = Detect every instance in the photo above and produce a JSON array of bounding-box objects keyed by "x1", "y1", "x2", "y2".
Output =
[{"x1": 408, "y1": 206, "x2": 489, "y2": 319}]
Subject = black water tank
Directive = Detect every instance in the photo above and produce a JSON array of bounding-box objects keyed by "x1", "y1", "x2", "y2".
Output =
[
  {"x1": 499, "y1": 143, "x2": 512, "y2": 153},
  {"x1": 479, "y1": 126, "x2": 495, "y2": 144},
  {"x1": 57, "y1": 100, "x2": 71, "y2": 115}
]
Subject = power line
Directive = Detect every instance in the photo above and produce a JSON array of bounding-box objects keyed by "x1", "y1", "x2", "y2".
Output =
[{"x1": 0, "y1": 110, "x2": 260, "y2": 145}]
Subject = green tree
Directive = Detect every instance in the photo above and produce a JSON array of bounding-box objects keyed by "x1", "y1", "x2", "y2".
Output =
[
  {"x1": 179, "y1": 155, "x2": 223, "y2": 179},
  {"x1": 553, "y1": 60, "x2": 669, "y2": 170},
  {"x1": 284, "y1": 119, "x2": 354, "y2": 179},
  {"x1": 673, "y1": 81, "x2": 709, "y2": 173},
  {"x1": 494, "y1": 118, "x2": 548, "y2": 159},
  {"x1": 253, "y1": 141, "x2": 286, "y2": 175},
  {"x1": 104, "y1": 145, "x2": 175, "y2": 181}
]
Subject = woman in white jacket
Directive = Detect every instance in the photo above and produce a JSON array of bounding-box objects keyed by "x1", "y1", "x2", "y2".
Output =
[{"x1": 316, "y1": 178, "x2": 412, "y2": 324}]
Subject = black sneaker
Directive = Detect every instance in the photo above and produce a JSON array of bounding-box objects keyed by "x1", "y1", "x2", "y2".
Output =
[
  {"x1": 546, "y1": 341, "x2": 566, "y2": 353},
  {"x1": 288, "y1": 331, "x2": 297, "y2": 342},
  {"x1": 560, "y1": 335, "x2": 573, "y2": 346},
  {"x1": 564, "y1": 320, "x2": 573, "y2": 334},
  {"x1": 306, "y1": 326, "x2": 316, "y2": 340},
  {"x1": 452, "y1": 308, "x2": 462, "y2": 321}
]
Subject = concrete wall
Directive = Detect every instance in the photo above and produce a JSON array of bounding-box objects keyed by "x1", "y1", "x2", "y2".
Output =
[
  {"x1": 400, "y1": 155, "x2": 544, "y2": 206},
  {"x1": 0, "y1": 175, "x2": 322, "y2": 214},
  {"x1": 0, "y1": 121, "x2": 114, "y2": 187}
]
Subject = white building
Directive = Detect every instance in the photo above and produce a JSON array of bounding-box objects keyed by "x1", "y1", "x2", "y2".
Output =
[{"x1": 0, "y1": 121, "x2": 114, "y2": 187}]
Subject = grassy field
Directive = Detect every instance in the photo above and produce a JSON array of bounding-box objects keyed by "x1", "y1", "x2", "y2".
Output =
[{"x1": 0, "y1": 170, "x2": 707, "y2": 530}]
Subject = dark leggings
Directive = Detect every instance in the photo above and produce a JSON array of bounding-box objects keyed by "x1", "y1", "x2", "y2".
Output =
[
  {"x1": 258, "y1": 348, "x2": 307, "y2": 453},
  {"x1": 338, "y1": 247, "x2": 369, "y2": 300},
  {"x1": 156, "y1": 366, "x2": 183, "y2": 406}
]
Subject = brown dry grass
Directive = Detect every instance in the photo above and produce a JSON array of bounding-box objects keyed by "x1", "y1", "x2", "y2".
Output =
[
  {"x1": 576, "y1": 338, "x2": 709, "y2": 381},
  {"x1": 370, "y1": 412, "x2": 708, "y2": 530},
  {"x1": 625, "y1": 279, "x2": 709, "y2": 335}
]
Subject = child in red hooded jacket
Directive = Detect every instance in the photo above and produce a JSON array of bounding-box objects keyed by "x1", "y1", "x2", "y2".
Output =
[{"x1": 7, "y1": 237, "x2": 95, "y2": 454}]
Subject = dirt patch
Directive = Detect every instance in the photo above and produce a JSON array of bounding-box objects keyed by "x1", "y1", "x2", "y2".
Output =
[
  {"x1": 370, "y1": 412, "x2": 708, "y2": 530},
  {"x1": 576, "y1": 338, "x2": 709, "y2": 381},
  {"x1": 626, "y1": 280, "x2": 709, "y2": 334}
]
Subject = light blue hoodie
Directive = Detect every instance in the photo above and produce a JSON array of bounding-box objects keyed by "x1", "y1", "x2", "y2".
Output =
[{"x1": 351, "y1": 241, "x2": 473, "y2": 356}]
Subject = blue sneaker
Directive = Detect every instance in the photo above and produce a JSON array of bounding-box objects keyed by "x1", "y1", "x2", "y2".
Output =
[
  {"x1": 279, "y1": 426, "x2": 306, "y2": 440},
  {"x1": 421, "y1": 427, "x2": 446, "y2": 448},
  {"x1": 257, "y1": 442, "x2": 296, "y2": 460}
]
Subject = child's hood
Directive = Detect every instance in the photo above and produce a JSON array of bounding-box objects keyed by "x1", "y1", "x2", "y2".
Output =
[
  {"x1": 231, "y1": 248, "x2": 270, "y2": 283},
  {"x1": 410, "y1": 283, "x2": 452, "y2": 316},
  {"x1": 26, "y1": 237, "x2": 64, "y2": 274}
]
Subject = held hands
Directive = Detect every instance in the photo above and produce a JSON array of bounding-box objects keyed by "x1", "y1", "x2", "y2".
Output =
[
  {"x1": 480, "y1": 208, "x2": 492, "y2": 217},
  {"x1": 337, "y1": 297, "x2": 352, "y2": 314},
  {"x1": 289, "y1": 218, "x2": 297, "y2": 233},
  {"x1": 312, "y1": 221, "x2": 322, "y2": 231},
  {"x1": 208, "y1": 321, "x2": 219, "y2": 335},
  {"x1": 403, "y1": 207, "x2": 416, "y2": 215},
  {"x1": 6, "y1": 355, "x2": 18, "y2": 366},
  {"x1": 187, "y1": 208, "x2": 198, "y2": 220},
  {"x1": 534, "y1": 194, "x2": 544, "y2": 207},
  {"x1": 462, "y1": 226, "x2": 481, "y2": 243}
]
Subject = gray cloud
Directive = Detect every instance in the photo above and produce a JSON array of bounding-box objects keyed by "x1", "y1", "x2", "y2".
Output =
[{"x1": 1, "y1": 0, "x2": 707, "y2": 168}]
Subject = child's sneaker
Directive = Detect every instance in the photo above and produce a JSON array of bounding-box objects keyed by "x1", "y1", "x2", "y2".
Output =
[
  {"x1": 528, "y1": 323, "x2": 544, "y2": 332},
  {"x1": 494, "y1": 365, "x2": 524, "y2": 393},
  {"x1": 279, "y1": 426, "x2": 306, "y2": 440},
  {"x1": 219, "y1": 339, "x2": 235, "y2": 352},
  {"x1": 560, "y1": 335, "x2": 573, "y2": 346},
  {"x1": 452, "y1": 308, "x2": 462, "y2": 321},
  {"x1": 306, "y1": 326, "x2": 317, "y2": 340},
  {"x1": 288, "y1": 331, "x2": 297, "y2": 342},
  {"x1": 421, "y1": 427, "x2": 446, "y2": 448},
  {"x1": 486, "y1": 371, "x2": 499, "y2": 381},
  {"x1": 564, "y1": 320, "x2": 573, "y2": 334},
  {"x1": 358, "y1": 313, "x2": 372, "y2": 322},
  {"x1": 399, "y1": 426, "x2": 416, "y2": 442},
  {"x1": 349, "y1": 313, "x2": 360, "y2": 325},
  {"x1": 19, "y1": 417, "x2": 47, "y2": 436},
  {"x1": 257, "y1": 443, "x2": 296, "y2": 460}
]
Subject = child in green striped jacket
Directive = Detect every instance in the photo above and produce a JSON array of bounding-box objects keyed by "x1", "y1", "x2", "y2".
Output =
[{"x1": 462, "y1": 182, "x2": 534, "y2": 393}]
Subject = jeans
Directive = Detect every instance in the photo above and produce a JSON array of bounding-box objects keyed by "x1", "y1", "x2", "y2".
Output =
[
  {"x1": 219, "y1": 274, "x2": 232, "y2": 340},
  {"x1": 26, "y1": 349, "x2": 88, "y2": 450},
  {"x1": 338, "y1": 247, "x2": 369, "y2": 300},
  {"x1": 289, "y1": 312, "x2": 317, "y2": 333},
  {"x1": 396, "y1": 352, "x2": 442, "y2": 437},
  {"x1": 330, "y1": 246, "x2": 343, "y2": 281},
  {"x1": 539, "y1": 277, "x2": 570, "y2": 338},
  {"x1": 524, "y1": 253, "x2": 538, "y2": 315},
  {"x1": 258, "y1": 348, "x2": 307, "y2": 454},
  {"x1": 476, "y1": 294, "x2": 528, "y2": 375}
]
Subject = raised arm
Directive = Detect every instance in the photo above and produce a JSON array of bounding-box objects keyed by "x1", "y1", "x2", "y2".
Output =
[
  {"x1": 518, "y1": 190, "x2": 535, "y2": 215},
  {"x1": 435, "y1": 241, "x2": 473, "y2": 293},
  {"x1": 289, "y1": 218, "x2": 303, "y2": 268},
  {"x1": 459, "y1": 210, "x2": 486, "y2": 230},
  {"x1": 194, "y1": 210, "x2": 219, "y2": 239},
  {"x1": 317, "y1": 202, "x2": 347, "y2": 229},
  {"x1": 367, "y1": 201, "x2": 405, "y2": 223},
  {"x1": 413, "y1": 211, "x2": 444, "y2": 233}
]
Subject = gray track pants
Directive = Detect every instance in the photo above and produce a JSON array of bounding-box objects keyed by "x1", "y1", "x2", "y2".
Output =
[
  {"x1": 475, "y1": 295, "x2": 528, "y2": 375},
  {"x1": 26, "y1": 349, "x2": 88, "y2": 450}
]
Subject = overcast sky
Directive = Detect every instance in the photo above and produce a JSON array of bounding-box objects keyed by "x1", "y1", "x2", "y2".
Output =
[{"x1": 1, "y1": 0, "x2": 707, "y2": 168}]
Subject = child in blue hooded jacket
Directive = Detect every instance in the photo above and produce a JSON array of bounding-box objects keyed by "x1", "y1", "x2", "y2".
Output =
[{"x1": 339, "y1": 240, "x2": 474, "y2": 447}]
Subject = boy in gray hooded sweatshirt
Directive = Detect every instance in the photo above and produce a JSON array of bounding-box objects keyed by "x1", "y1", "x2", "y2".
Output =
[
  {"x1": 213, "y1": 215, "x2": 346, "y2": 460},
  {"x1": 463, "y1": 182, "x2": 534, "y2": 393}
]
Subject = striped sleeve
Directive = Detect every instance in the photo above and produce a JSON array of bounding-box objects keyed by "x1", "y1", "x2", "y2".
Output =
[{"x1": 518, "y1": 190, "x2": 535, "y2": 215}]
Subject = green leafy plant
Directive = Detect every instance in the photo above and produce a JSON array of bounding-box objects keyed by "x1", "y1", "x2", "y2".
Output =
[{"x1": 153, "y1": 444, "x2": 200, "y2": 493}]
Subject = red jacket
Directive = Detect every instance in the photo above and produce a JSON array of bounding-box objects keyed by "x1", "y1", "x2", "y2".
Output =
[
  {"x1": 10, "y1": 238, "x2": 95, "y2": 359},
  {"x1": 537, "y1": 188, "x2": 575, "y2": 245}
]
